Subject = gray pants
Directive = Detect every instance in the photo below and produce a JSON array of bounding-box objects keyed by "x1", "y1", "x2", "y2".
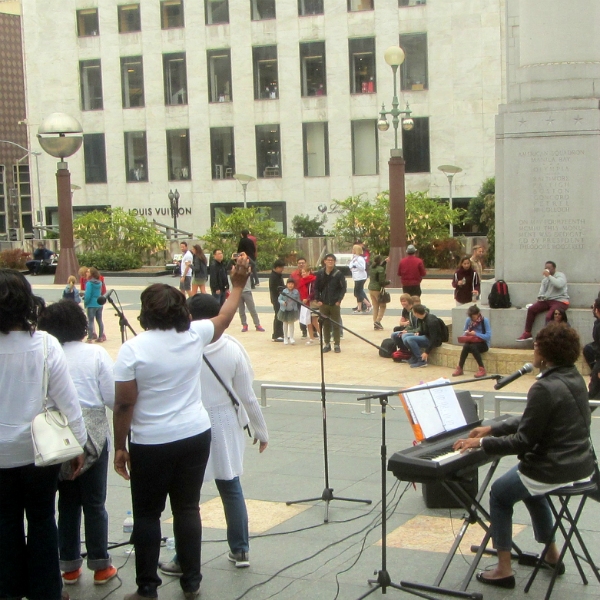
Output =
[{"x1": 238, "y1": 291, "x2": 260, "y2": 326}]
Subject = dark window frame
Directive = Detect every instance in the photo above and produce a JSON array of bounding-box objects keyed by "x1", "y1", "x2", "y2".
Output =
[
  {"x1": 298, "y1": 0, "x2": 324, "y2": 16},
  {"x1": 79, "y1": 59, "x2": 104, "y2": 111},
  {"x1": 400, "y1": 32, "x2": 428, "y2": 91},
  {"x1": 255, "y1": 124, "x2": 281, "y2": 179},
  {"x1": 161, "y1": 0, "x2": 185, "y2": 29},
  {"x1": 253, "y1": 46, "x2": 279, "y2": 100},
  {"x1": 207, "y1": 48, "x2": 233, "y2": 102},
  {"x1": 210, "y1": 127, "x2": 236, "y2": 180},
  {"x1": 300, "y1": 41, "x2": 326, "y2": 97},
  {"x1": 76, "y1": 8, "x2": 99, "y2": 37},
  {"x1": 163, "y1": 52, "x2": 188, "y2": 105},
  {"x1": 166, "y1": 129, "x2": 192, "y2": 181},
  {"x1": 124, "y1": 131, "x2": 149, "y2": 182},
  {"x1": 118, "y1": 4, "x2": 141, "y2": 33},
  {"x1": 348, "y1": 37, "x2": 376, "y2": 94},
  {"x1": 402, "y1": 116, "x2": 430, "y2": 173},
  {"x1": 83, "y1": 133, "x2": 108, "y2": 184},
  {"x1": 302, "y1": 122, "x2": 330, "y2": 177}
]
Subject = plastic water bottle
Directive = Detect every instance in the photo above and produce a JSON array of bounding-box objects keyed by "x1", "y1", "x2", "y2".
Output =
[
  {"x1": 123, "y1": 511, "x2": 134, "y2": 534},
  {"x1": 166, "y1": 537, "x2": 176, "y2": 550}
]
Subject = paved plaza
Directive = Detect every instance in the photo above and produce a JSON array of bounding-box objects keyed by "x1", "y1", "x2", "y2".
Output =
[{"x1": 28, "y1": 273, "x2": 600, "y2": 600}]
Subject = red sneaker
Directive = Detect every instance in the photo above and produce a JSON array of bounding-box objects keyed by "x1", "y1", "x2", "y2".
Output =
[
  {"x1": 62, "y1": 568, "x2": 82, "y2": 585},
  {"x1": 94, "y1": 565, "x2": 118, "y2": 585},
  {"x1": 474, "y1": 367, "x2": 487, "y2": 378},
  {"x1": 452, "y1": 366, "x2": 464, "y2": 377},
  {"x1": 516, "y1": 332, "x2": 533, "y2": 341}
]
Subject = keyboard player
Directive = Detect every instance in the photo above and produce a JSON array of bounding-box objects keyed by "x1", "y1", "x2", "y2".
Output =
[{"x1": 452, "y1": 323, "x2": 595, "y2": 590}]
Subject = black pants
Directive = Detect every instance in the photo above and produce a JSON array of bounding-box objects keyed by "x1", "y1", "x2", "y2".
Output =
[
  {"x1": 129, "y1": 430, "x2": 211, "y2": 597},
  {"x1": 459, "y1": 342, "x2": 488, "y2": 368},
  {"x1": 272, "y1": 302, "x2": 284, "y2": 339},
  {"x1": 402, "y1": 285, "x2": 422, "y2": 297}
]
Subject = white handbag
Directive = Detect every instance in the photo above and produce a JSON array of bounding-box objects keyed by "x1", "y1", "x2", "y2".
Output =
[{"x1": 31, "y1": 333, "x2": 83, "y2": 467}]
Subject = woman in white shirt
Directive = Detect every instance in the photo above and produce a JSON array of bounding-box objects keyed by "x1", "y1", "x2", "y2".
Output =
[
  {"x1": 113, "y1": 257, "x2": 250, "y2": 600},
  {"x1": 349, "y1": 244, "x2": 372, "y2": 314},
  {"x1": 0, "y1": 270, "x2": 86, "y2": 600},
  {"x1": 38, "y1": 300, "x2": 117, "y2": 587}
]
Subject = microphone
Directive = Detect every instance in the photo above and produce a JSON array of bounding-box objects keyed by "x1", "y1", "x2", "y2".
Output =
[
  {"x1": 97, "y1": 289, "x2": 115, "y2": 305},
  {"x1": 494, "y1": 363, "x2": 534, "y2": 390}
]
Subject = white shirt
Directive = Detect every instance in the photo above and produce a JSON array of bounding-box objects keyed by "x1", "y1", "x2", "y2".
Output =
[
  {"x1": 0, "y1": 331, "x2": 86, "y2": 467},
  {"x1": 62, "y1": 341, "x2": 115, "y2": 410},
  {"x1": 114, "y1": 320, "x2": 214, "y2": 445},
  {"x1": 349, "y1": 255, "x2": 367, "y2": 281},
  {"x1": 181, "y1": 250, "x2": 193, "y2": 278},
  {"x1": 201, "y1": 334, "x2": 268, "y2": 482}
]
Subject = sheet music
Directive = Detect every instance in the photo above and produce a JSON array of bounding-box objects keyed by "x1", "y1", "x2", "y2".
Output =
[{"x1": 402, "y1": 379, "x2": 467, "y2": 439}]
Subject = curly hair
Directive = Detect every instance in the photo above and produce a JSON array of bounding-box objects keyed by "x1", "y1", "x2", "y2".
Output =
[
  {"x1": 138, "y1": 284, "x2": 190, "y2": 332},
  {"x1": 38, "y1": 300, "x2": 88, "y2": 343},
  {"x1": 0, "y1": 269, "x2": 42, "y2": 334},
  {"x1": 535, "y1": 322, "x2": 580, "y2": 366}
]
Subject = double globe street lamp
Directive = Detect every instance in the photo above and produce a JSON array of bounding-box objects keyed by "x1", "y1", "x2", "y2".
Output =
[{"x1": 377, "y1": 46, "x2": 415, "y2": 288}]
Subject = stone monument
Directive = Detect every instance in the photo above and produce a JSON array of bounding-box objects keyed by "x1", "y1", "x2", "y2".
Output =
[{"x1": 458, "y1": 0, "x2": 599, "y2": 347}]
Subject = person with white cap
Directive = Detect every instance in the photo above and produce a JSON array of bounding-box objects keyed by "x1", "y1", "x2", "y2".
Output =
[{"x1": 397, "y1": 245, "x2": 426, "y2": 297}]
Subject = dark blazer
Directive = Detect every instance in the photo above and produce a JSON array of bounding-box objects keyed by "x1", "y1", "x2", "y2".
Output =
[
  {"x1": 315, "y1": 267, "x2": 347, "y2": 306},
  {"x1": 209, "y1": 258, "x2": 229, "y2": 294}
]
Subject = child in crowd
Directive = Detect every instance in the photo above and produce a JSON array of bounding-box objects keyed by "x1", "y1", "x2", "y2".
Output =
[
  {"x1": 62, "y1": 275, "x2": 81, "y2": 303},
  {"x1": 278, "y1": 278, "x2": 300, "y2": 345}
]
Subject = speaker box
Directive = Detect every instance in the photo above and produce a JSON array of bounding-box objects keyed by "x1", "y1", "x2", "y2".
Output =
[{"x1": 422, "y1": 470, "x2": 479, "y2": 509}]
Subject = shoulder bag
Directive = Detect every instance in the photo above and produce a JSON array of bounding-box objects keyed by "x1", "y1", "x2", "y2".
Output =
[
  {"x1": 31, "y1": 333, "x2": 83, "y2": 467},
  {"x1": 203, "y1": 355, "x2": 252, "y2": 437},
  {"x1": 379, "y1": 288, "x2": 391, "y2": 304}
]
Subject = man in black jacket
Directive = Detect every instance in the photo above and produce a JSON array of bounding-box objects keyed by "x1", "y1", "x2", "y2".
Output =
[
  {"x1": 583, "y1": 299, "x2": 600, "y2": 369},
  {"x1": 315, "y1": 254, "x2": 346, "y2": 353},
  {"x1": 403, "y1": 304, "x2": 442, "y2": 368},
  {"x1": 269, "y1": 259, "x2": 285, "y2": 342},
  {"x1": 209, "y1": 249, "x2": 229, "y2": 307},
  {"x1": 237, "y1": 229, "x2": 259, "y2": 288}
]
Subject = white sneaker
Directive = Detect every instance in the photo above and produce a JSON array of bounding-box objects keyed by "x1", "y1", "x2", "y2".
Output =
[
  {"x1": 306, "y1": 339, "x2": 314, "y2": 345},
  {"x1": 290, "y1": 338, "x2": 295, "y2": 345},
  {"x1": 283, "y1": 338, "x2": 289, "y2": 345}
]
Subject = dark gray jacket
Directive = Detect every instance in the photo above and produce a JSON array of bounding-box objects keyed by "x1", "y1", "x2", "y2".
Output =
[
  {"x1": 483, "y1": 366, "x2": 594, "y2": 484},
  {"x1": 315, "y1": 267, "x2": 346, "y2": 306}
]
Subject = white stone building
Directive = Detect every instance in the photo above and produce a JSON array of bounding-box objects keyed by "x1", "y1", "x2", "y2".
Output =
[{"x1": 19, "y1": 0, "x2": 505, "y2": 237}]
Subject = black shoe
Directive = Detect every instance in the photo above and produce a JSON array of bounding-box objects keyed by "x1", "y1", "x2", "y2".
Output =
[
  {"x1": 541, "y1": 560, "x2": 566, "y2": 576},
  {"x1": 302, "y1": 333, "x2": 307, "y2": 338},
  {"x1": 334, "y1": 345, "x2": 341, "y2": 353},
  {"x1": 475, "y1": 572, "x2": 515, "y2": 589},
  {"x1": 323, "y1": 344, "x2": 331, "y2": 353}
]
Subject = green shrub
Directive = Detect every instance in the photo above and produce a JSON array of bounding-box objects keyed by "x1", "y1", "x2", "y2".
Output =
[
  {"x1": 417, "y1": 237, "x2": 464, "y2": 269},
  {"x1": 77, "y1": 251, "x2": 142, "y2": 272},
  {"x1": 291, "y1": 214, "x2": 327, "y2": 237},
  {"x1": 0, "y1": 248, "x2": 28, "y2": 269}
]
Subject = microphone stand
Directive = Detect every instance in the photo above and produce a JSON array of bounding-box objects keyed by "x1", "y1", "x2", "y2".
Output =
[
  {"x1": 354, "y1": 375, "x2": 501, "y2": 600},
  {"x1": 105, "y1": 293, "x2": 137, "y2": 343},
  {"x1": 283, "y1": 293, "x2": 381, "y2": 522}
]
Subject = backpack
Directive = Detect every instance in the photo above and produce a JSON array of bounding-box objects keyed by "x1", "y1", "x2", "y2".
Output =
[
  {"x1": 436, "y1": 317, "x2": 449, "y2": 344},
  {"x1": 488, "y1": 280, "x2": 511, "y2": 308},
  {"x1": 379, "y1": 338, "x2": 396, "y2": 358}
]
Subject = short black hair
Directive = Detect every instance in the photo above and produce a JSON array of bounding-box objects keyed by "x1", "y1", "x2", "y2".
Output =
[
  {"x1": 0, "y1": 269, "x2": 42, "y2": 334},
  {"x1": 273, "y1": 259, "x2": 285, "y2": 269},
  {"x1": 180, "y1": 241, "x2": 188, "y2": 248},
  {"x1": 241, "y1": 229, "x2": 249, "y2": 236},
  {"x1": 412, "y1": 304, "x2": 427, "y2": 316},
  {"x1": 187, "y1": 294, "x2": 220, "y2": 321},
  {"x1": 38, "y1": 300, "x2": 87, "y2": 343},
  {"x1": 324, "y1": 253, "x2": 336, "y2": 261},
  {"x1": 536, "y1": 322, "x2": 580, "y2": 366},
  {"x1": 139, "y1": 284, "x2": 190, "y2": 332},
  {"x1": 545, "y1": 260, "x2": 556, "y2": 269}
]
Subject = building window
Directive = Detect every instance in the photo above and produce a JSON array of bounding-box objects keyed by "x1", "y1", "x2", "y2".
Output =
[
  {"x1": 298, "y1": 0, "x2": 323, "y2": 15},
  {"x1": 210, "y1": 127, "x2": 235, "y2": 179},
  {"x1": 79, "y1": 59, "x2": 103, "y2": 111},
  {"x1": 402, "y1": 116, "x2": 430, "y2": 173},
  {"x1": 253, "y1": 46, "x2": 278, "y2": 100},
  {"x1": 163, "y1": 53, "x2": 187, "y2": 105},
  {"x1": 13, "y1": 165, "x2": 33, "y2": 235},
  {"x1": 251, "y1": 0, "x2": 275, "y2": 20},
  {"x1": 207, "y1": 49, "x2": 232, "y2": 102},
  {"x1": 124, "y1": 131, "x2": 148, "y2": 182},
  {"x1": 400, "y1": 33, "x2": 428, "y2": 91},
  {"x1": 161, "y1": 0, "x2": 184, "y2": 28},
  {"x1": 399, "y1": 0, "x2": 426, "y2": 5},
  {"x1": 118, "y1": 4, "x2": 141, "y2": 33},
  {"x1": 348, "y1": 0, "x2": 373, "y2": 11},
  {"x1": 349, "y1": 38, "x2": 376, "y2": 94},
  {"x1": 77, "y1": 8, "x2": 99, "y2": 36},
  {"x1": 255, "y1": 125, "x2": 281, "y2": 178},
  {"x1": 205, "y1": 0, "x2": 229, "y2": 24},
  {"x1": 0, "y1": 166, "x2": 6, "y2": 235},
  {"x1": 211, "y1": 201, "x2": 286, "y2": 233},
  {"x1": 300, "y1": 42, "x2": 326, "y2": 97},
  {"x1": 121, "y1": 56, "x2": 144, "y2": 108},
  {"x1": 83, "y1": 134, "x2": 107, "y2": 184},
  {"x1": 303, "y1": 122, "x2": 329, "y2": 177},
  {"x1": 166, "y1": 129, "x2": 191, "y2": 181},
  {"x1": 351, "y1": 120, "x2": 378, "y2": 175}
]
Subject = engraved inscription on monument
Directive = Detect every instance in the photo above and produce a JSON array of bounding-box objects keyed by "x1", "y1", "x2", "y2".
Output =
[{"x1": 517, "y1": 149, "x2": 586, "y2": 250}]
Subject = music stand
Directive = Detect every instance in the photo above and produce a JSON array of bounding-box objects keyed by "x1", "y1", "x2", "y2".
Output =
[{"x1": 355, "y1": 376, "x2": 503, "y2": 600}]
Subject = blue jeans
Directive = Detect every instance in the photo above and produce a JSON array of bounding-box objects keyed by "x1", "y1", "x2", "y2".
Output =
[
  {"x1": 489, "y1": 464, "x2": 554, "y2": 552},
  {"x1": 403, "y1": 334, "x2": 430, "y2": 360},
  {"x1": 216, "y1": 477, "x2": 249, "y2": 554},
  {"x1": 86, "y1": 306, "x2": 104, "y2": 339},
  {"x1": 58, "y1": 442, "x2": 111, "y2": 572},
  {"x1": 0, "y1": 462, "x2": 63, "y2": 600},
  {"x1": 129, "y1": 430, "x2": 211, "y2": 597}
]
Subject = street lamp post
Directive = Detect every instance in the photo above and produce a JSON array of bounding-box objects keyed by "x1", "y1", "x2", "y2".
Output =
[
  {"x1": 233, "y1": 173, "x2": 256, "y2": 209},
  {"x1": 36, "y1": 113, "x2": 83, "y2": 284},
  {"x1": 168, "y1": 189, "x2": 180, "y2": 236},
  {"x1": 0, "y1": 140, "x2": 43, "y2": 239},
  {"x1": 377, "y1": 46, "x2": 414, "y2": 288},
  {"x1": 438, "y1": 164, "x2": 463, "y2": 238}
]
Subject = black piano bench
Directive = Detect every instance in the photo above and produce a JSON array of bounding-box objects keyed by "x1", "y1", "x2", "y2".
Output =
[{"x1": 524, "y1": 480, "x2": 600, "y2": 600}]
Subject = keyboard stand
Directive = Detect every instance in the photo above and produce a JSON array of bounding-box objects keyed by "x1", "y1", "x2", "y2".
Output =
[{"x1": 401, "y1": 458, "x2": 526, "y2": 596}]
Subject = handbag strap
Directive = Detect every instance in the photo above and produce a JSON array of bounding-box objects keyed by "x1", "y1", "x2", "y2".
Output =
[{"x1": 202, "y1": 355, "x2": 251, "y2": 437}]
